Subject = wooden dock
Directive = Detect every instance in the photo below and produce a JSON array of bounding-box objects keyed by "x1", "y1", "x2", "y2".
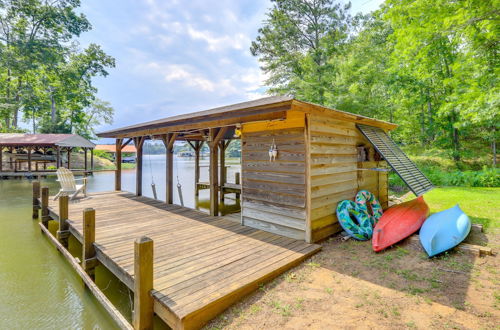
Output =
[{"x1": 38, "y1": 189, "x2": 320, "y2": 329}]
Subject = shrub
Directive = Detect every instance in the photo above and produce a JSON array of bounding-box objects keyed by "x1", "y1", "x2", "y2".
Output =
[{"x1": 389, "y1": 167, "x2": 499, "y2": 190}]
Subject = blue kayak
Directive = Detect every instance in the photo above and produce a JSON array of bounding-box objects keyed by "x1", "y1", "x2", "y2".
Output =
[{"x1": 420, "y1": 205, "x2": 471, "y2": 257}]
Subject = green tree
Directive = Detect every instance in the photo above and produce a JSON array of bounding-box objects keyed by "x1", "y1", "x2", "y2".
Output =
[
  {"x1": 251, "y1": 0, "x2": 352, "y2": 104},
  {"x1": 0, "y1": 0, "x2": 115, "y2": 137}
]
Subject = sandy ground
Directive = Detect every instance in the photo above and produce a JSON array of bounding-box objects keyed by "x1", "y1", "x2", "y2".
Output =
[{"x1": 205, "y1": 227, "x2": 499, "y2": 330}]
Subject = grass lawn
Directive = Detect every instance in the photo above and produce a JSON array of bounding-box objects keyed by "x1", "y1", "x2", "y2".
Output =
[{"x1": 409, "y1": 187, "x2": 500, "y2": 231}]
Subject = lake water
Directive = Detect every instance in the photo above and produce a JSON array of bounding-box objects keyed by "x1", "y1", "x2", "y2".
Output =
[{"x1": 0, "y1": 155, "x2": 240, "y2": 329}]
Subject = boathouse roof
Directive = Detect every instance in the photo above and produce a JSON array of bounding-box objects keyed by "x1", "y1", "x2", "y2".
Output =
[
  {"x1": 97, "y1": 96, "x2": 397, "y2": 138},
  {"x1": 0, "y1": 133, "x2": 95, "y2": 148}
]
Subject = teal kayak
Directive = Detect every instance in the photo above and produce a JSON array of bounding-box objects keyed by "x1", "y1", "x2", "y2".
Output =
[{"x1": 419, "y1": 205, "x2": 471, "y2": 257}]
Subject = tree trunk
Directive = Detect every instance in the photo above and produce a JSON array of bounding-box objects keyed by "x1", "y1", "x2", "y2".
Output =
[
  {"x1": 5, "y1": 69, "x2": 11, "y2": 129},
  {"x1": 50, "y1": 89, "x2": 56, "y2": 124},
  {"x1": 426, "y1": 89, "x2": 434, "y2": 141},
  {"x1": 450, "y1": 113, "x2": 460, "y2": 162},
  {"x1": 493, "y1": 126, "x2": 497, "y2": 168},
  {"x1": 12, "y1": 77, "x2": 21, "y2": 128}
]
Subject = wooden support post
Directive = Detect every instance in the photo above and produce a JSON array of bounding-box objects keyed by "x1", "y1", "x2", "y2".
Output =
[
  {"x1": 0, "y1": 145, "x2": 3, "y2": 172},
  {"x1": 188, "y1": 141, "x2": 202, "y2": 197},
  {"x1": 67, "y1": 148, "x2": 71, "y2": 169},
  {"x1": 209, "y1": 131, "x2": 218, "y2": 216},
  {"x1": 27, "y1": 146, "x2": 32, "y2": 172},
  {"x1": 208, "y1": 128, "x2": 228, "y2": 216},
  {"x1": 161, "y1": 133, "x2": 177, "y2": 204},
  {"x1": 134, "y1": 137, "x2": 145, "y2": 196},
  {"x1": 133, "y1": 236, "x2": 154, "y2": 330},
  {"x1": 219, "y1": 141, "x2": 226, "y2": 203},
  {"x1": 235, "y1": 172, "x2": 241, "y2": 199},
  {"x1": 56, "y1": 195, "x2": 70, "y2": 247},
  {"x1": 41, "y1": 187, "x2": 49, "y2": 227},
  {"x1": 90, "y1": 149, "x2": 94, "y2": 172},
  {"x1": 115, "y1": 139, "x2": 123, "y2": 191},
  {"x1": 84, "y1": 148, "x2": 88, "y2": 172},
  {"x1": 82, "y1": 208, "x2": 97, "y2": 279},
  {"x1": 32, "y1": 181, "x2": 40, "y2": 219},
  {"x1": 56, "y1": 146, "x2": 61, "y2": 168}
]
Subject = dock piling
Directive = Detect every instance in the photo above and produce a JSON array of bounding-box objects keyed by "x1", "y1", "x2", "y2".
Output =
[
  {"x1": 56, "y1": 195, "x2": 70, "y2": 247},
  {"x1": 133, "y1": 236, "x2": 154, "y2": 330},
  {"x1": 32, "y1": 181, "x2": 40, "y2": 219},
  {"x1": 41, "y1": 187, "x2": 49, "y2": 227},
  {"x1": 82, "y1": 208, "x2": 97, "y2": 279}
]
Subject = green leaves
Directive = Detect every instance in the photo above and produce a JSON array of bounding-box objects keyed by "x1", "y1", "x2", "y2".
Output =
[
  {"x1": 0, "y1": 0, "x2": 115, "y2": 137},
  {"x1": 253, "y1": 0, "x2": 499, "y2": 166}
]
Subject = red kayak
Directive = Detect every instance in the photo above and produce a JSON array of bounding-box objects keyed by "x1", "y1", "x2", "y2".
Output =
[{"x1": 372, "y1": 196, "x2": 430, "y2": 252}]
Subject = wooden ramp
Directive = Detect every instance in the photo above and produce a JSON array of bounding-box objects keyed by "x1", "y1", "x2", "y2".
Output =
[{"x1": 47, "y1": 191, "x2": 320, "y2": 329}]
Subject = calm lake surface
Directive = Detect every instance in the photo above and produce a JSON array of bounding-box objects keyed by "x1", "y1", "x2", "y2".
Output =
[{"x1": 0, "y1": 155, "x2": 240, "y2": 329}]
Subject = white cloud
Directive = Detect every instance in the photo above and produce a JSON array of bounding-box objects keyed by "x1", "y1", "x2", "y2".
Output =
[{"x1": 186, "y1": 25, "x2": 249, "y2": 52}]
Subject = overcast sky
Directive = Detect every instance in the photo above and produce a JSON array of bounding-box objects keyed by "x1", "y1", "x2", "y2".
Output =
[{"x1": 78, "y1": 0, "x2": 385, "y2": 139}]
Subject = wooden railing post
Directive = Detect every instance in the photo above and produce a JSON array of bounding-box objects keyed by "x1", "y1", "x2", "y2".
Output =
[
  {"x1": 82, "y1": 208, "x2": 97, "y2": 279},
  {"x1": 32, "y1": 181, "x2": 40, "y2": 219},
  {"x1": 133, "y1": 236, "x2": 154, "y2": 330},
  {"x1": 41, "y1": 187, "x2": 49, "y2": 227},
  {"x1": 56, "y1": 195, "x2": 70, "y2": 247}
]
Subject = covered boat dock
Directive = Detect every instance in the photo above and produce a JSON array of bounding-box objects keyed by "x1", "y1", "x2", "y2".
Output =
[
  {"x1": 33, "y1": 96, "x2": 417, "y2": 329},
  {"x1": 0, "y1": 133, "x2": 95, "y2": 175}
]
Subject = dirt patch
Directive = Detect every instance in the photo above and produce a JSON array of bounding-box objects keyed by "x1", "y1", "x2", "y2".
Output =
[{"x1": 205, "y1": 228, "x2": 499, "y2": 329}]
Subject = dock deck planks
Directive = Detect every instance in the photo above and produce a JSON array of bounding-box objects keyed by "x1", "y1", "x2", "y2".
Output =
[{"x1": 48, "y1": 191, "x2": 320, "y2": 329}]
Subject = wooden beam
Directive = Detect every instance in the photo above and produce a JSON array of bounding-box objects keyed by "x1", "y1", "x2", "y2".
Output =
[
  {"x1": 161, "y1": 133, "x2": 177, "y2": 204},
  {"x1": 27, "y1": 146, "x2": 32, "y2": 172},
  {"x1": 133, "y1": 236, "x2": 154, "y2": 330},
  {"x1": 211, "y1": 127, "x2": 228, "y2": 147},
  {"x1": 67, "y1": 147, "x2": 71, "y2": 169},
  {"x1": 193, "y1": 141, "x2": 201, "y2": 197},
  {"x1": 56, "y1": 147, "x2": 60, "y2": 168},
  {"x1": 41, "y1": 187, "x2": 49, "y2": 227},
  {"x1": 219, "y1": 140, "x2": 226, "y2": 203},
  {"x1": 83, "y1": 208, "x2": 96, "y2": 279},
  {"x1": 115, "y1": 138, "x2": 123, "y2": 191},
  {"x1": 134, "y1": 137, "x2": 145, "y2": 196},
  {"x1": 209, "y1": 128, "x2": 219, "y2": 216},
  {"x1": 84, "y1": 148, "x2": 88, "y2": 171},
  {"x1": 32, "y1": 181, "x2": 40, "y2": 219},
  {"x1": 90, "y1": 149, "x2": 94, "y2": 171},
  {"x1": 56, "y1": 195, "x2": 70, "y2": 247},
  {"x1": 121, "y1": 138, "x2": 133, "y2": 150}
]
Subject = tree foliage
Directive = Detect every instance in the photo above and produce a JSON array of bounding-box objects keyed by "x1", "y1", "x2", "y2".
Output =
[
  {"x1": 0, "y1": 0, "x2": 115, "y2": 137},
  {"x1": 252, "y1": 0, "x2": 499, "y2": 166}
]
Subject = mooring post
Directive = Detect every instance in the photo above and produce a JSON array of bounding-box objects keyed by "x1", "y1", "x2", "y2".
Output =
[
  {"x1": 133, "y1": 236, "x2": 154, "y2": 330},
  {"x1": 82, "y1": 208, "x2": 97, "y2": 280},
  {"x1": 41, "y1": 187, "x2": 49, "y2": 227},
  {"x1": 32, "y1": 181, "x2": 40, "y2": 219},
  {"x1": 56, "y1": 195, "x2": 70, "y2": 247}
]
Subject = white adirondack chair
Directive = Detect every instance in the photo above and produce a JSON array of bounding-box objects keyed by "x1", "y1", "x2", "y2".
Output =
[{"x1": 53, "y1": 167, "x2": 87, "y2": 200}]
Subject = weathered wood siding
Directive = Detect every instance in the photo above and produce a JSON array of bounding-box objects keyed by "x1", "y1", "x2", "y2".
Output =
[
  {"x1": 241, "y1": 115, "x2": 307, "y2": 240},
  {"x1": 307, "y1": 113, "x2": 389, "y2": 242}
]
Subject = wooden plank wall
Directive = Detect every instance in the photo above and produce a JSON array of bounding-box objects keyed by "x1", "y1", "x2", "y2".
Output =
[
  {"x1": 307, "y1": 113, "x2": 389, "y2": 243},
  {"x1": 241, "y1": 119, "x2": 307, "y2": 240}
]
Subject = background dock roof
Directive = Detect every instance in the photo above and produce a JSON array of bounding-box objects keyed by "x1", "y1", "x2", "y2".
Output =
[{"x1": 0, "y1": 133, "x2": 95, "y2": 148}]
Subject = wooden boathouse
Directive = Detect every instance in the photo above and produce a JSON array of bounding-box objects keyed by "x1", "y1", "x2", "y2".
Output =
[{"x1": 33, "y1": 96, "x2": 412, "y2": 329}]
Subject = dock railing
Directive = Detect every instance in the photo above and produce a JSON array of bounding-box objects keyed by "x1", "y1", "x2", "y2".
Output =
[{"x1": 32, "y1": 181, "x2": 154, "y2": 330}]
